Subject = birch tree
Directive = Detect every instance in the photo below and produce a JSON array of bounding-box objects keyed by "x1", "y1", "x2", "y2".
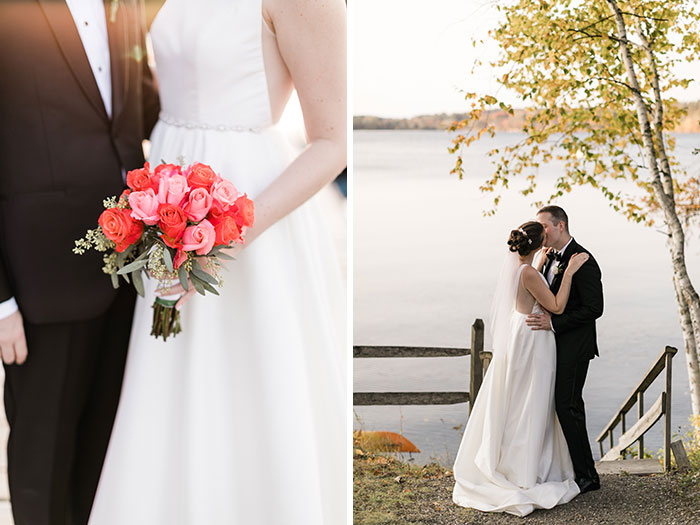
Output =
[{"x1": 450, "y1": 0, "x2": 700, "y2": 413}]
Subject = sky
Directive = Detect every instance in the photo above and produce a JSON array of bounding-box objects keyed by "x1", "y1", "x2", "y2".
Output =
[{"x1": 353, "y1": 0, "x2": 700, "y2": 118}]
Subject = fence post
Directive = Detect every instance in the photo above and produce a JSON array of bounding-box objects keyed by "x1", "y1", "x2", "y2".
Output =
[
  {"x1": 664, "y1": 347, "x2": 673, "y2": 471},
  {"x1": 637, "y1": 391, "x2": 644, "y2": 458},
  {"x1": 469, "y1": 319, "x2": 484, "y2": 413}
]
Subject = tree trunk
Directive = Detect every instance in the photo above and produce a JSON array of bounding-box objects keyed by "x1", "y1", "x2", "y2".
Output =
[
  {"x1": 673, "y1": 276, "x2": 700, "y2": 414},
  {"x1": 606, "y1": 0, "x2": 700, "y2": 414}
]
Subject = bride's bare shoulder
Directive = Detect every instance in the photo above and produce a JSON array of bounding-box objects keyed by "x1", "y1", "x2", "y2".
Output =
[
  {"x1": 520, "y1": 265, "x2": 542, "y2": 284},
  {"x1": 263, "y1": 0, "x2": 345, "y2": 27}
]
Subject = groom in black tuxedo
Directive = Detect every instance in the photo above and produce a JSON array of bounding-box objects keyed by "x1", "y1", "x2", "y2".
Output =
[
  {"x1": 0, "y1": 1, "x2": 158, "y2": 524},
  {"x1": 527, "y1": 205, "x2": 603, "y2": 494}
]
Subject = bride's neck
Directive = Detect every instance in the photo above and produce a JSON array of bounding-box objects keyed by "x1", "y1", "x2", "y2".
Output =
[{"x1": 519, "y1": 252, "x2": 535, "y2": 265}]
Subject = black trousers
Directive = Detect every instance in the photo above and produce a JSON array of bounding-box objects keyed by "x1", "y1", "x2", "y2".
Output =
[
  {"x1": 3, "y1": 286, "x2": 135, "y2": 525},
  {"x1": 554, "y1": 354, "x2": 598, "y2": 481}
]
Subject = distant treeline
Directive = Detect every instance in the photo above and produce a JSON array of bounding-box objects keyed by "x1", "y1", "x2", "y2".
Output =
[{"x1": 354, "y1": 101, "x2": 700, "y2": 133}]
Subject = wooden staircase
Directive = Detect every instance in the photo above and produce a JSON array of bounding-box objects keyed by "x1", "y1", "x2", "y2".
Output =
[{"x1": 595, "y1": 346, "x2": 677, "y2": 475}]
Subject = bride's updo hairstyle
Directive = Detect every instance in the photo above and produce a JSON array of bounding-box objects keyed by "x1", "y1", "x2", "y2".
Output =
[{"x1": 507, "y1": 221, "x2": 544, "y2": 256}]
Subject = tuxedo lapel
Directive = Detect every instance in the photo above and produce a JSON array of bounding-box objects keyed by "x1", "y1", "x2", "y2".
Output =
[
  {"x1": 105, "y1": 0, "x2": 129, "y2": 127},
  {"x1": 550, "y1": 239, "x2": 578, "y2": 292},
  {"x1": 37, "y1": 0, "x2": 109, "y2": 122}
]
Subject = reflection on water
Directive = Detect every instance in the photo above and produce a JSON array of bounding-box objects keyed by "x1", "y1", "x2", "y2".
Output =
[{"x1": 353, "y1": 130, "x2": 700, "y2": 466}]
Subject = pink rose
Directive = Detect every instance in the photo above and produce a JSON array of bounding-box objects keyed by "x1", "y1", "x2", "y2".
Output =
[
  {"x1": 210, "y1": 178, "x2": 240, "y2": 209},
  {"x1": 181, "y1": 219, "x2": 216, "y2": 255},
  {"x1": 158, "y1": 174, "x2": 190, "y2": 206},
  {"x1": 183, "y1": 187, "x2": 213, "y2": 222},
  {"x1": 128, "y1": 188, "x2": 160, "y2": 225}
]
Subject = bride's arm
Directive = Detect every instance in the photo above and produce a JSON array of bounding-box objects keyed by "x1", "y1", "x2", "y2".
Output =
[
  {"x1": 522, "y1": 268, "x2": 573, "y2": 315},
  {"x1": 236, "y1": 0, "x2": 346, "y2": 248},
  {"x1": 521, "y1": 253, "x2": 589, "y2": 315}
]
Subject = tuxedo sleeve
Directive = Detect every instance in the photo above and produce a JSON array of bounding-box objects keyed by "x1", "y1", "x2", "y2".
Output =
[
  {"x1": 138, "y1": 0, "x2": 160, "y2": 136},
  {"x1": 0, "y1": 248, "x2": 12, "y2": 304},
  {"x1": 551, "y1": 258, "x2": 603, "y2": 334}
]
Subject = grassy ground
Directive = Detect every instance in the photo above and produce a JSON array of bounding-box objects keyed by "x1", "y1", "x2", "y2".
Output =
[{"x1": 354, "y1": 449, "x2": 700, "y2": 525}]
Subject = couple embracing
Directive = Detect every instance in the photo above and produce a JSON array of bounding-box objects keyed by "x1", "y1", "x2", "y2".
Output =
[
  {"x1": 453, "y1": 206, "x2": 604, "y2": 517},
  {"x1": 0, "y1": 1, "x2": 346, "y2": 524}
]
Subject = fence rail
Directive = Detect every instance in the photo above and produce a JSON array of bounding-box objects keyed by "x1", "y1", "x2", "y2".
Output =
[{"x1": 353, "y1": 319, "x2": 492, "y2": 411}]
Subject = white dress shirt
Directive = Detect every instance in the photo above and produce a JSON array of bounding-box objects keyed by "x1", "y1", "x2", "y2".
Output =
[
  {"x1": 545, "y1": 237, "x2": 574, "y2": 285},
  {"x1": 545, "y1": 237, "x2": 574, "y2": 333},
  {"x1": 0, "y1": 0, "x2": 112, "y2": 320}
]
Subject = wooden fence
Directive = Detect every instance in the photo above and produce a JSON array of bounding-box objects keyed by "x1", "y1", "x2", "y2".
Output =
[
  {"x1": 353, "y1": 319, "x2": 492, "y2": 411},
  {"x1": 596, "y1": 346, "x2": 677, "y2": 471}
]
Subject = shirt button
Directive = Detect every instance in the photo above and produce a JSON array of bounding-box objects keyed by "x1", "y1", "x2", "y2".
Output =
[{"x1": 84, "y1": 21, "x2": 89, "y2": 26}]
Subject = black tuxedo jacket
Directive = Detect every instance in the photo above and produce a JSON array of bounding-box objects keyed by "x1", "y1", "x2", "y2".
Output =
[
  {"x1": 0, "y1": 0, "x2": 159, "y2": 324},
  {"x1": 544, "y1": 239, "x2": 604, "y2": 360}
]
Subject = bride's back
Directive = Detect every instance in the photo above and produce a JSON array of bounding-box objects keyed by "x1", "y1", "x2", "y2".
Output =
[{"x1": 515, "y1": 265, "x2": 539, "y2": 315}]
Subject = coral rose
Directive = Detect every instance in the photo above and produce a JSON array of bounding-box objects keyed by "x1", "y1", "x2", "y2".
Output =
[
  {"x1": 154, "y1": 163, "x2": 182, "y2": 179},
  {"x1": 126, "y1": 162, "x2": 152, "y2": 191},
  {"x1": 214, "y1": 215, "x2": 242, "y2": 246},
  {"x1": 181, "y1": 219, "x2": 216, "y2": 255},
  {"x1": 206, "y1": 199, "x2": 226, "y2": 226},
  {"x1": 210, "y1": 178, "x2": 240, "y2": 209},
  {"x1": 185, "y1": 163, "x2": 218, "y2": 190},
  {"x1": 128, "y1": 188, "x2": 160, "y2": 225},
  {"x1": 158, "y1": 203, "x2": 188, "y2": 245},
  {"x1": 184, "y1": 187, "x2": 213, "y2": 222},
  {"x1": 157, "y1": 174, "x2": 189, "y2": 207},
  {"x1": 230, "y1": 194, "x2": 255, "y2": 228},
  {"x1": 99, "y1": 208, "x2": 143, "y2": 253}
]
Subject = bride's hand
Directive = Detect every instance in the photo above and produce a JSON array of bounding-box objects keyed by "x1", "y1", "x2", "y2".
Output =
[
  {"x1": 564, "y1": 252, "x2": 589, "y2": 276},
  {"x1": 155, "y1": 255, "x2": 217, "y2": 309},
  {"x1": 155, "y1": 243, "x2": 246, "y2": 309},
  {"x1": 536, "y1": 247, "x2": 553, "y2": 271}
]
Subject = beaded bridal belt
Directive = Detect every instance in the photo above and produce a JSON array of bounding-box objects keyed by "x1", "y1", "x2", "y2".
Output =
[{"x1": 158, "y1": 112, "x2": 263, "y2": 133}]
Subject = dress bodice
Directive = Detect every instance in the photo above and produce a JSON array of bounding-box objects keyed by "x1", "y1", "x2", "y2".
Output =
[{"x1": 150, "y1": 0, "x2": 273, "y2": 131}]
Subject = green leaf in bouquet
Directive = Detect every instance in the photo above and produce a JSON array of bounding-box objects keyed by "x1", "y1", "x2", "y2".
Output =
[
  {"x1": 116, "y1": 258, "x2": 147, "y2": 275},
  {"x1": 178, "y1": 265, "x2": 190, "y2": 292},
  {"x1": 190, "y1": 259, "x2": 219, "y2": 286},
  {"x1": 116, "y1": 245, "x2": 134, "y2": 268},
  {"x1": 121, "y1": 271, "x2": 131, "y2": 284},
  {"x1": 132, "y1": 247, "x2": 151, "y2": 263},
  {"x1": 216, "y1": 253, "x2": 236, "y2": 261},
  {"x1": 199, "y1": 279, "x2": 219, "y2": 295},
  {"x1": 189, "y1": 273, "x2": 207, "y2": 296},
  {"x1": 162, "y1": 245, "x2": 174, "y2": 273},
  {"x1": 110, "y1": 272, "x2": 120, "y2": 289},
  {"x1": 131, "y1": 268, "x2": 145, "y2": 297},
  {"x1": 190, "y1": 272, "x2": 220, "y2": 296}
]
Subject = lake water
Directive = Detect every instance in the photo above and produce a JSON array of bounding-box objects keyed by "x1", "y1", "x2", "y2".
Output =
[{"x1": 353, "y1": 129, "x2": 700, "y2": 466}]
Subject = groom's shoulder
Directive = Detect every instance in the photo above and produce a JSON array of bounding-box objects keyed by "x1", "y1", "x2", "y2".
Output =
[{"x1": 572, "y1": 239, "x2": 601, "y2": 274}]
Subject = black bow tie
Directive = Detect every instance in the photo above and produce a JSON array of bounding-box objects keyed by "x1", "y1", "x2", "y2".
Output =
[{"x1": 546, "y1": 250, "x2": 563, "y2": 262}]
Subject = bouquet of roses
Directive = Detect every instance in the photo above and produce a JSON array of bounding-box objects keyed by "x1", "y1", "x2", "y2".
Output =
[{"x1": 74, "y1": 161, "x2": 254, "y2": 341}]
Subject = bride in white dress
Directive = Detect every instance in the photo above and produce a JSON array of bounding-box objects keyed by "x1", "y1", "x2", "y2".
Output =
[
  {"x1": 452, "y1": 221, "x2": 588, "y2": 517},
  {"x1": 88, "y1": 1, "x2": 346, "y2": 524}
]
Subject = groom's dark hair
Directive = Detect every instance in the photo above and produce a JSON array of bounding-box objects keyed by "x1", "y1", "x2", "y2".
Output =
[{"x1": 538, "y1": 205, "x2": 569, "y2": 233}]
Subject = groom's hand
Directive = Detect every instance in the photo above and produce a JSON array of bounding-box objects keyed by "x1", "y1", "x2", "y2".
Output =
[
  {"x1": 526, "y1": 312, "x2": 552, "y2": 331},
  {"x1": 0, "y1": 311, "x2": 28, "y2": 365}
]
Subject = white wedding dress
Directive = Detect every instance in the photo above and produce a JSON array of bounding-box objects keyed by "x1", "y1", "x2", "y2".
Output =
[
  {"x1": 88, "y1": 1, "x2": 346, "y2": 524},
  {"x1": 452, "y1": 259, "x2": 579, "y2": 517}
]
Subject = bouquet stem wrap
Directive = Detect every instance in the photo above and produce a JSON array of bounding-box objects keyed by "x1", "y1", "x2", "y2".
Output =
[{"x1": 151, "y1": 295, "x2": 182, "y2": 341}]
